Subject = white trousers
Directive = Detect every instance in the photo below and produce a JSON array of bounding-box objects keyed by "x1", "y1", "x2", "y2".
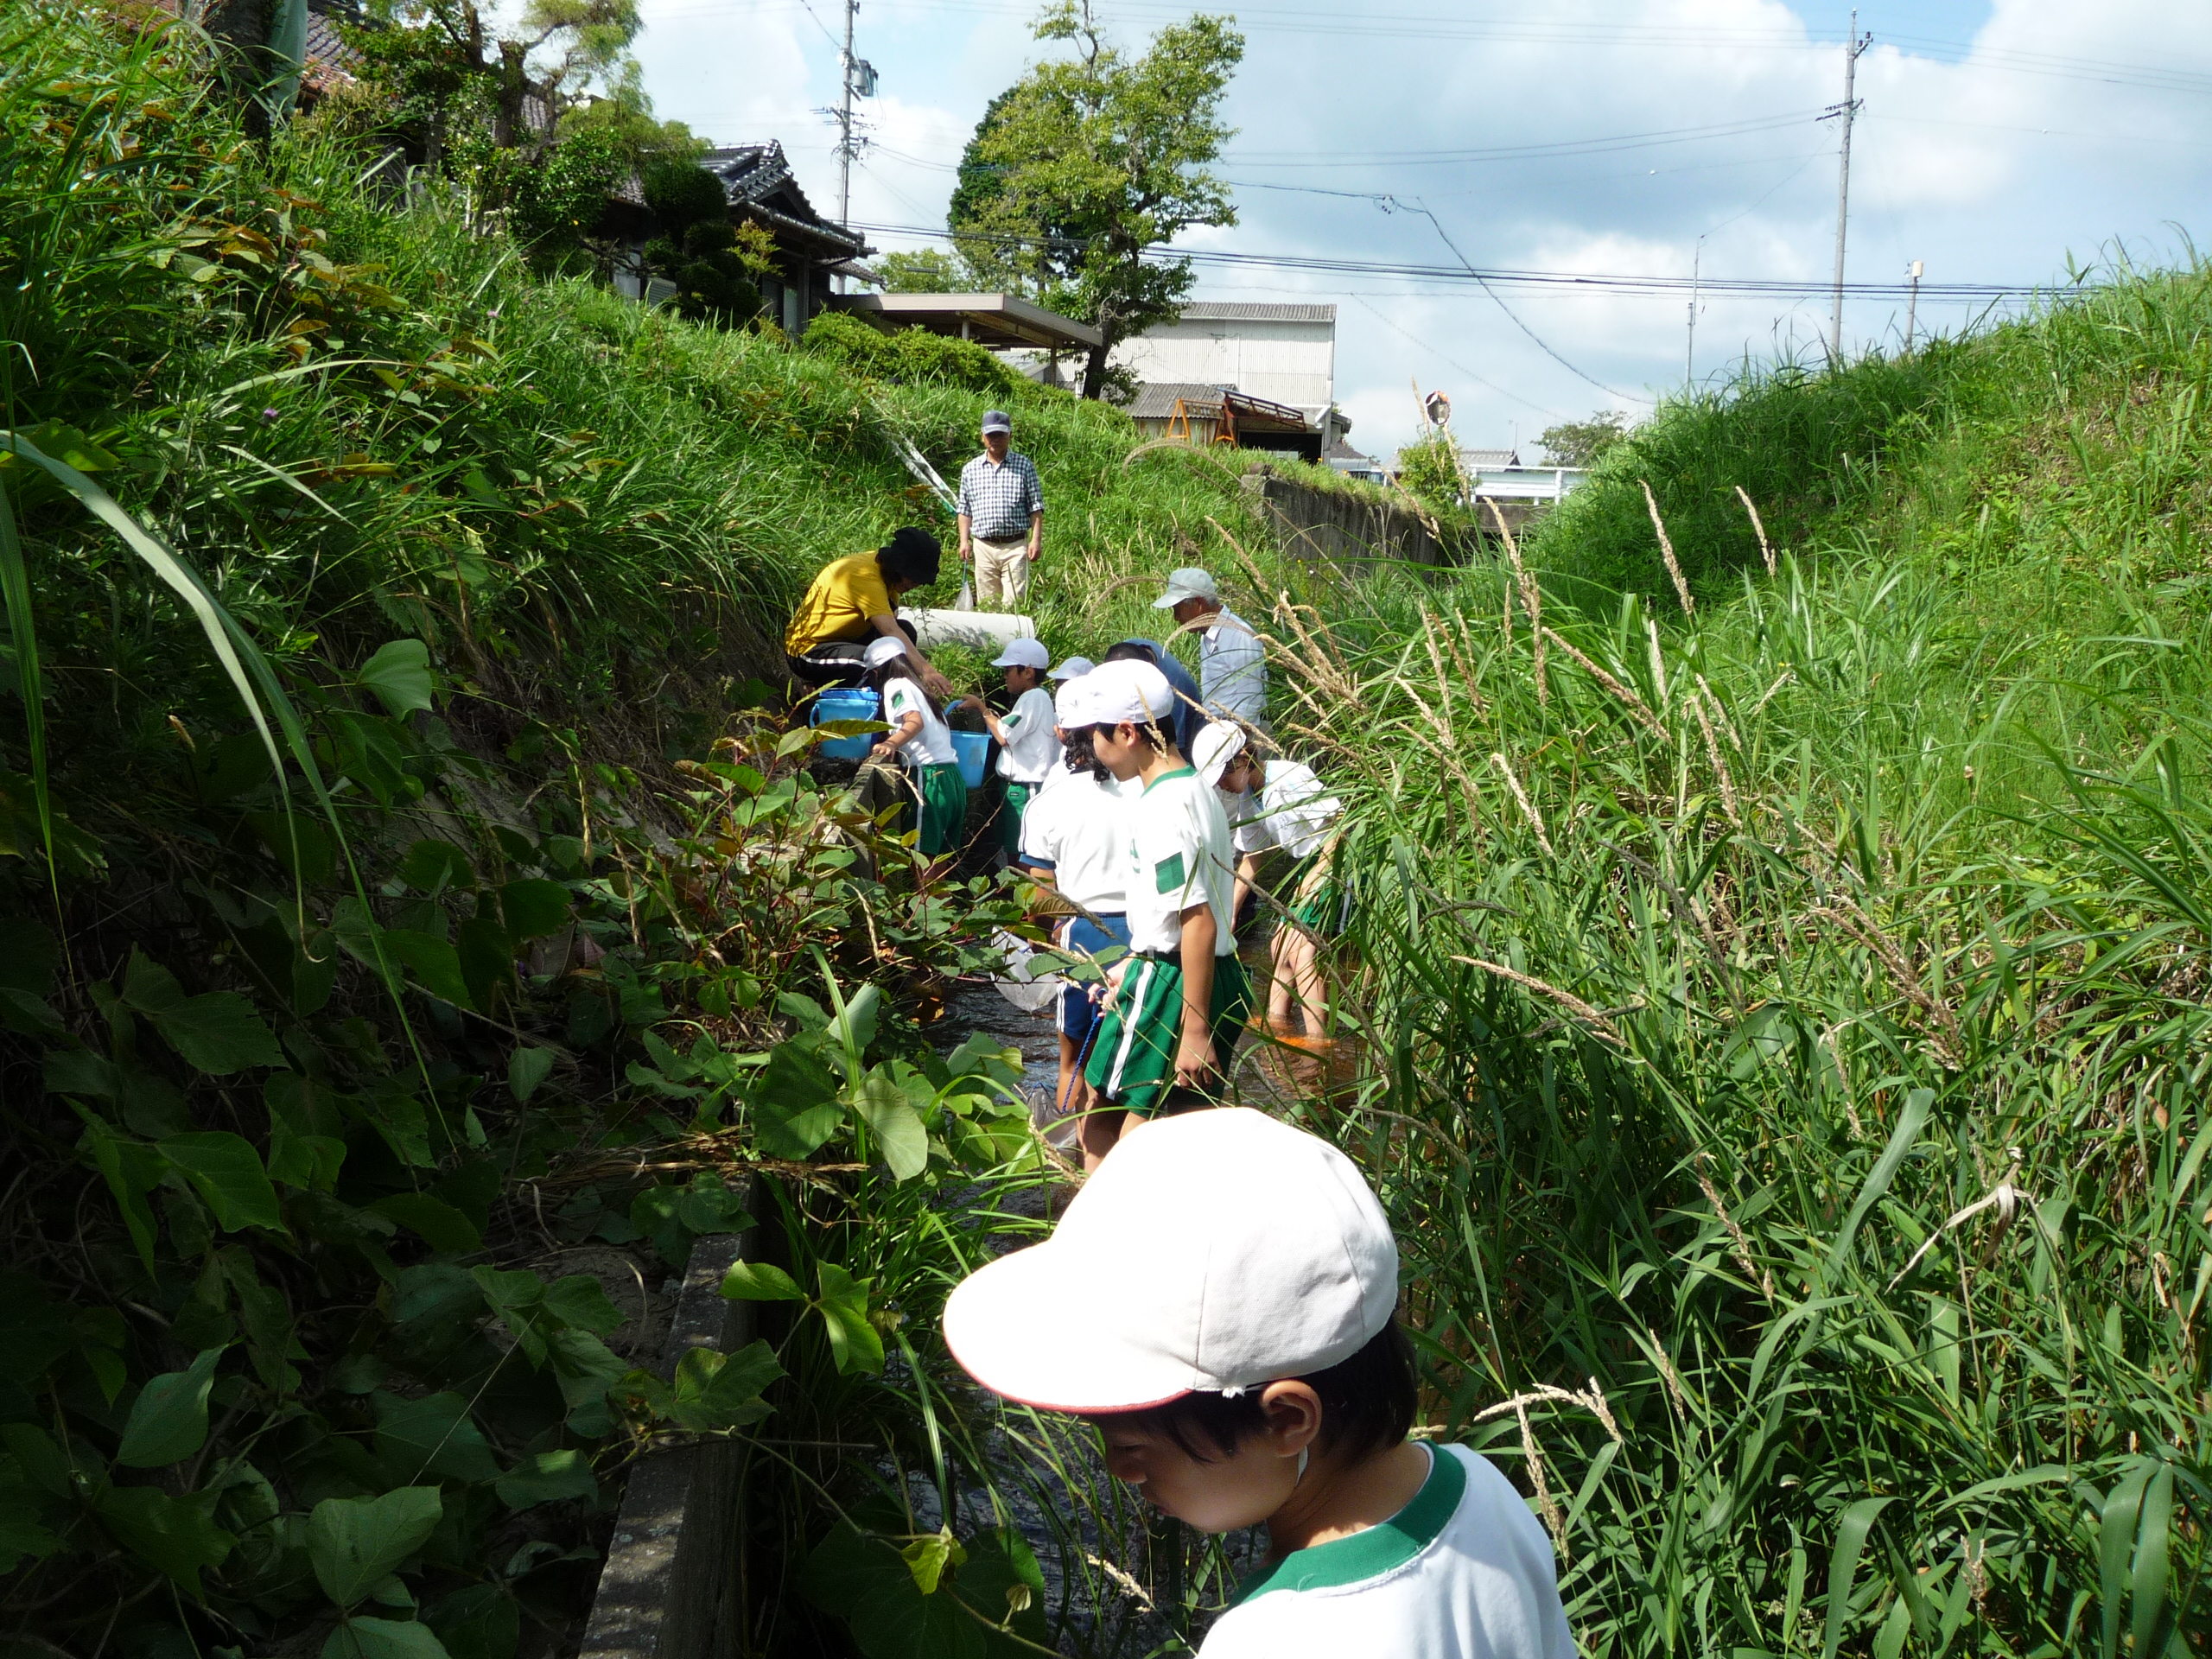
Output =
[{"x1": 971, "y1": 535, "x2": 1031, "y2": 607}]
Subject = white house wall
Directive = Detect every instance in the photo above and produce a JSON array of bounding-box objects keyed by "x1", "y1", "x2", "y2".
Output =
[{"x1": 1113, "y1": 319, "x2": 1335, "y2": 420}]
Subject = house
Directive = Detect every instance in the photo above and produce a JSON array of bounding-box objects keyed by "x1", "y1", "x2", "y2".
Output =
[
  {"x1": 1115, "y1": 302, "x2": 1339, "y2": 428},
  {"x1": 604, "y1": 142, "x2": 868, "y2": 335},
  {"x1": 1324, "y1": 435, "x2": 1386, "y2": 485}
]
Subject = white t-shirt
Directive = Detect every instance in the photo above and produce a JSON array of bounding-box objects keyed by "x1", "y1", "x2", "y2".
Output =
[
  {"x1": 882, "y1": 677, "x2": 957, "y2": 767},
  {"x1": 1019, "y1": 767, "x2": 1128, "y2": 912},
  {"x1": 995, "y1": 686, "x2": 1062, "y2": 784},
  {"x1": 1198, "y1": 1445, "x2": 1575, "y2": 1659},
  {"x1": 1226, "y1": 760, "x2": 1342, "y2": 861},
  {"x1": 1122, "y1": 766, "x2": 1236, "y2": 957}
]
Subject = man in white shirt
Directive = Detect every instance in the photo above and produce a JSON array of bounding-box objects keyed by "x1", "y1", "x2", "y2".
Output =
[
  {"x1": 943, "y1": 1109, "x2": 1576, "y2": 1659},
  {"x1": 1155, "y1": 566, "x2": 1268, "y2": 730},
  {"x1": 1195, "y1": 723, "x2": 1344, "y2": 1048},
  {"x1": 1068, "y1": 659, "x2": 1247, "y2": 1160},
  {"x1": 957, "y1": 638, "x2": 1061, "y2": 865}
]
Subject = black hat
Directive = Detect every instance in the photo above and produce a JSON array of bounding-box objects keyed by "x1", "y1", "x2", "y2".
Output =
[{"x1": 878, "y1": 526, "x2": 942, "y2": 586}]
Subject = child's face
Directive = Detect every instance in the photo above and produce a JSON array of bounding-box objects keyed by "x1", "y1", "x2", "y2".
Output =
[
  {"x1": 1004, "y1": 665, "x2": 1041, "y2": 695},
  {"x1": 1096, "y1": 1421, "x2": 1300, "y2": 1534}
]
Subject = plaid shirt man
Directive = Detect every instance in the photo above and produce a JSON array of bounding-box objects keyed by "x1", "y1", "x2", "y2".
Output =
[{"x1": 957, "y1": 451, "x2": 1045, "y2": 540}]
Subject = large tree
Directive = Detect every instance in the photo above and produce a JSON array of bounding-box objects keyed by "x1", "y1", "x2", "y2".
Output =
[{"x1": 951, "y1": 3, "x2": 1243, "y2": 399}]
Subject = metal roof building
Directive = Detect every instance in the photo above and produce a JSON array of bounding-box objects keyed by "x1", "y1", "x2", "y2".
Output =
[{"x1": 1112, "y1": 302, "x2": 1338, "y2": 428}]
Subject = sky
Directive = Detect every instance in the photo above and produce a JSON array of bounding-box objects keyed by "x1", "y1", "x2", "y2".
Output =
[{"x1": 620, "y1": 0, "x2": 2212, "y2": 459}]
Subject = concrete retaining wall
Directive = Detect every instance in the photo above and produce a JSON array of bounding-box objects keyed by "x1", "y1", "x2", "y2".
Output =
[
  {"x1": 579, "y1": 1226, "x2": 756, "y2": 1659},
  {"x1": 1239, "y1": 467, "x2": 1444, "y2": 566}
]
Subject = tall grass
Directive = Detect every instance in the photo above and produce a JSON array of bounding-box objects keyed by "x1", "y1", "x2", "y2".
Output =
[{"x1": 1246, "y1": 266, "x2": 2212, "y2": 1655}]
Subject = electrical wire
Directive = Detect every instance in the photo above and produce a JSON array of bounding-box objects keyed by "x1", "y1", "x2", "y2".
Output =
[{"x1": 1348, "y1": 295, "x2": 1566, "y2": 419}]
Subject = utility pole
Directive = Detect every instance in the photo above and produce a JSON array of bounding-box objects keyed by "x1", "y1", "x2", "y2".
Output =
[
  {"x1": 1824, "y1": 11, "x2": 1871, "y2": 365},
  {"x1": 836, "y1": 0, "x2": 858, "y2": 226},
  {"x1": 1687, "y1": 235, "x2": 1704, "y2": 386},
  {"x1": 1904, "y1": 258, "x2": 1923, "y2": 352}
]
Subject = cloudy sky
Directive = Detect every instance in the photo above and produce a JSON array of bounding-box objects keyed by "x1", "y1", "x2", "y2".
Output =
[{"x1": 624, "y1": 0, "x2": 2212, "y2": 458}]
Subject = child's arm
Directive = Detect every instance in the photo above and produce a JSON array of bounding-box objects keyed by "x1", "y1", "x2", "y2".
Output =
[
  {"x1": 957, "y1": 695, "x2": 1014, "y2": 746},
  {"x1": 1230, "y1": 850, "x2": 1263, "y2": 918},
  {"x1": 870, "y1": 710, "x2": 924, "y2": 760},
  {"x1": 1174, "y1": 902, "x2": 1217, "y2": 1088}
]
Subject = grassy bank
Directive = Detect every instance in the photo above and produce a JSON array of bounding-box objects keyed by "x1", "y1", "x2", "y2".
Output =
[{"x1": 1267, "y1": 263, "x2": 2212, "y2": 1654}]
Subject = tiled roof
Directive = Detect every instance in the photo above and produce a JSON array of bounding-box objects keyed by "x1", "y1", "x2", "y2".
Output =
[
  {"x1": 1460, "y1": 447, "x2": 1522, "y2": 468},
  {"x1": 699, "y1": 143, "x2": 865, "y2": 256},
  {"x1": 1175, "y1": 302, "x2": 1337, "y2": 323}
]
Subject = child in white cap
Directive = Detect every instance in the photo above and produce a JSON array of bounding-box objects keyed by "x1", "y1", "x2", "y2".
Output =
[
  {"x1": 862, "y1": 633, "x2": 965, "y2": 873},
  {"x1": 944, "y1": 1108, "x2": 1575, "y2": 1658},
  {"x1": 957, "y1": 637, "x2": 1060, "y2": 864},
  {"x1": 1192, "y1": 722, "x2": 1345, "y2": 1048},
  {"x1": 1063, "y1": 658, "x2": 1246, "y2": 1158},
  {"x1": 1015, "y1": 673, "x2": 1131, "y2": 1160}
]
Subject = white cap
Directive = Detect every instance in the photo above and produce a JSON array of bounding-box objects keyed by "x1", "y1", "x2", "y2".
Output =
[
  {"x1": 944, "y1": 1109, "x2": 1399, "y2": 1409},
  {"x1": 1192, "y1": 721, "x2": 1247, "y2": 787},
  {"x1": 1154, "y1": 567, "x2": 1220, "y2": 609},
  {"x1": 862, "y1": 636, "x2": 908, "y2": 669},
  {"x1": 1081, "y1": 658, "x2": 1173, "y2": 728},
  {"x1": 991, "y1": 638, "x2": 1050, "y2": 671},
  {"x1": 1052, "y1": 677, "x2": 1095, "y2": 728},
  {"x1": 1047, "y1": 655, "x2": 1095, "y2": 682}
]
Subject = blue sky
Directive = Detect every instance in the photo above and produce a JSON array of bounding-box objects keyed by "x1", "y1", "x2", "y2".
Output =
[{"x1": 626, "y1": 0, "x2": 2212, "y2": 458}]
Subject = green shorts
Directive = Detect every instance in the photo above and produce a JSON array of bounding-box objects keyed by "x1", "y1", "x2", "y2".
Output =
[
  {"x1": 999, "y1": 779, "x2": 1035, "y2": 860},
  {"x1": 1281, "y1": 852, "x2": 1344, "y2": 937},
  {"x1": 914, "y1": 762, "x2": 968, "y2": 857},
  {"x1": 1084, "y1": 953, "x2": 1251, "y2": 1118}
]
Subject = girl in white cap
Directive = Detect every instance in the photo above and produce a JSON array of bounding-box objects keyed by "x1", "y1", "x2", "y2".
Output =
[
  {"x1": 862, "y1": 634, "x2": 966, "y2": 875},
  {"x1": 943, "y1": 1109, "x2": 1575, "y2": 1658},
  {"x1": 957, "y1": 637, "x2": 1060, "y2": 864}
]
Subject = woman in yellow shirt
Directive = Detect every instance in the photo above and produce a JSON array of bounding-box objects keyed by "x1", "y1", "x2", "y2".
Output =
[{"x1": 785, "y1": 527, "x2": 953, "y2": 697}]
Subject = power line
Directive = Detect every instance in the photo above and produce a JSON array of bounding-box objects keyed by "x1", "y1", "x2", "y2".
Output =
[{"x1": 1348, "y1": 295, "x2": 1566, "y2": 419}]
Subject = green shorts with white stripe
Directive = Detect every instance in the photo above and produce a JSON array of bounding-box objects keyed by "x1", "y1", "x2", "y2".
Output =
[{"x1": 1083, "y1": 954, "x2": 1252, "y2": 1118}]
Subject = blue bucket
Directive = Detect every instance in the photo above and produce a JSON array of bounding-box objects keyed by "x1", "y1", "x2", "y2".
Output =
[
  {"x1": 950, "y1": 729, "x2": 990, "y2": 790},
  {"x1": 808, "y1": 686, "x2": 880, "y2": 761}
]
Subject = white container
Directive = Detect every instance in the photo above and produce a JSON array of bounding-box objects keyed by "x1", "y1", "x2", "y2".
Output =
[{"x1": 901, "y1": 607, "x2": 1037, "y2": 652}]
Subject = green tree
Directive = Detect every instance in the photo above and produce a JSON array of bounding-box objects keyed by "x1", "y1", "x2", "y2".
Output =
[
  {"x1": 1395, "y1": 431, "x2": 1465, "y2": 511},
  {"x1": 951, "y1": 3, "x2": 1243, "y2": 399},
  {"x1": 876, "y1": 250, "x2": 963, "y2": 293},
  {"x1": 1537, "y1": 409, "x2": 1632, "y2": 468},
  {"x1": 640, "y1": 160, "x2": 775, "y2": 327}
]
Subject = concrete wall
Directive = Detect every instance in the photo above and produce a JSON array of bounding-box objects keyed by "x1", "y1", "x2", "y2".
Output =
[{"x1": 1240, "y1": 467, "x2": 1445, "y2": 567}]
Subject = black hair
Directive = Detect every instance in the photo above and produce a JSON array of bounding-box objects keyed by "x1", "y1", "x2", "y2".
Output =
[
  {"x1": 1090, "y1": 1319, "x2": 1417, "y2": 1467},
  {"x1": 877, "y1": 526, "x2": 942, "y2": 588},
  {"x1": 1102, "y1": 640, "x2": 1156, "y2": 666}
]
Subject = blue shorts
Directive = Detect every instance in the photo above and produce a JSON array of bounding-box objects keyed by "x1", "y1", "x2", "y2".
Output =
[{"x1": 1056, "y1": 912, "x2": 1130, "y2": 1043}]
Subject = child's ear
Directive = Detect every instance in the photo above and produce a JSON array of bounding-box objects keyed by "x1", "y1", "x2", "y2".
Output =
[{"x1": 1257, "y1": 1380, "x2": 1325, "y2": 1454}]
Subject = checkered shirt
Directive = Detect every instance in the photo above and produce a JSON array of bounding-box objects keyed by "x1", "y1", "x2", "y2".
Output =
[{"x1": 957, "y1": 451, "x2": 1045, "y2": 540}]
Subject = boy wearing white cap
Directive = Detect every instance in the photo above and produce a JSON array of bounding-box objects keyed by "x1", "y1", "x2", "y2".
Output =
[
  {"x1": 1065, "y1": 658, "x2": 1247, "y2": 1153},
  {"x1": 957, "y1": 638, "x2": 1060, "y2": 862},
  {"x1": 862, "y1": 634, "x2": 966, "y2": 869},
  {"x1": 1193, "y1": 722, "x2": 1345, "y2": 1046},
  {"x1": 944, "y1": 1109, "x2": 1575, "y2": 1658},
  {"x1": 1016, "y1": 674, "x2": 1131, "y2": 1158}
]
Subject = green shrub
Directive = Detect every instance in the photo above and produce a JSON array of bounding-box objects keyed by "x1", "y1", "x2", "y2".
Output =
[{"x1": 802, "y1": 308, "x2": 1028, "y2": 398}]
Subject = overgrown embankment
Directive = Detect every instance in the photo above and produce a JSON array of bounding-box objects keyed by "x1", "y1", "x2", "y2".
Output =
[
  {"x1": 1279, "y1": 268, "x2": 2212, "y2": 1654},
  {"x1": 0, "y1": 10, "x2": 1300, "y2": 1659}
]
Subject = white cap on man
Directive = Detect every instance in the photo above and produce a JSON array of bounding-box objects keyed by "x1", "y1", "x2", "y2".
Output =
[
  {"x1": 861, "y1": 635, "x2": 909, "y2": 670},
  {"x1": 944, "y1": 1108, "x2": 1399, "y2": 1409},
  {"x1": 1079, "y1": 658, "x2": 1173, "y2": 728},
  {"x1": 1154, "y1": 567, "x2": 1220, "y2": 609},
  {"x1": 981, "y1": 410, "x2": 1013, "y2": 435},
  {"x1": 991, "y1": 638, "x2": 1050, "y2": 671},
  {"x1": 1192, "y1": 721, "x2": 1248, "y2": 788},
  {"x1": 1048, "y1": 655, "x2": 1095, "y2": 682}
]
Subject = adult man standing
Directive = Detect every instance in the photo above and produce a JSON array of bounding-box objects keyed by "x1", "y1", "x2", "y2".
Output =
[
  {"x1": 957, "y1": 410, "x2": 1044, "y2": 608},
  {"x1": 1156, "y1": 566, "x2": 1268, "y2": 729}
]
